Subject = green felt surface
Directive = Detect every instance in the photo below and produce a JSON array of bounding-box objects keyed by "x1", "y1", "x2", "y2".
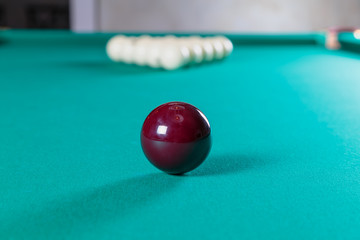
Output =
[{"x1": 1, "y1": 31, "x2": 360, "y2": 239}]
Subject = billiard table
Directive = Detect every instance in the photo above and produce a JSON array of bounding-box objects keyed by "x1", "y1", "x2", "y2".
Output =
[{"x1": 1, "y1": 30, "x2": 360, "y2": 239}]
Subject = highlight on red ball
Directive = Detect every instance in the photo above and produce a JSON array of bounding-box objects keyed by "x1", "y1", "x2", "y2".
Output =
[{"x1": 141, "y1": 102, "x2": 211, "y2": 175}]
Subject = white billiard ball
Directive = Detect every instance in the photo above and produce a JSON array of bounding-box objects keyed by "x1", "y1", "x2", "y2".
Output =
[
  {"x1": 106, "y1": 35, "x2": 128, "y2": 62},
  {"x1": 159, "y1": 39, "x2": 191, "y2": 70}
]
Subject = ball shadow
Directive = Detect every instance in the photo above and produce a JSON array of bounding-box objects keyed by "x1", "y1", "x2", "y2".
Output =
[
  {"x1": 61, "y1": 61, "x2": 164, "y2": 76},
  {"x1": 2, "y1": 173, "x2": 181, "y2": 239},
  {"x1": 189, "y1": 154, "x2": 268, "y2": 177},
  {"x1": 0, "y1": 39, "x2": 8, "y2": 45}
]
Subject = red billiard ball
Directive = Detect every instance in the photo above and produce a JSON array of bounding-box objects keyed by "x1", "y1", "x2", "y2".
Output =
[{"x1": 141, "y1": 102, "x2": 211, "y2": 175}]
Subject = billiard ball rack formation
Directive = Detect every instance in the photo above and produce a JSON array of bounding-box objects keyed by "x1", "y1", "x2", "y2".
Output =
[{"x1": 106, "y1": 35, "x2": 233, "y2": 70}]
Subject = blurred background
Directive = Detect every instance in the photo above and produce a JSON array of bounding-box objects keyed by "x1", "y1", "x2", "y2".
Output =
[{"x1": 0, "y1": 0, "x2": 359, "y2": 32}]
